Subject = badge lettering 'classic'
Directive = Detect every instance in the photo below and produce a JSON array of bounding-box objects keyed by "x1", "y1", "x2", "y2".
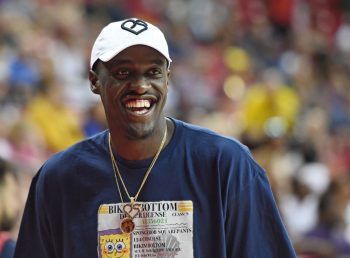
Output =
[{"x1": 121, "y1": 19, "x2": 148, "y2": 35}]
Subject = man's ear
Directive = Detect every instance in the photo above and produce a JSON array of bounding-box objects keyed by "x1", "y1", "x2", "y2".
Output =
[
  {"x1": 166, "y1": 70, "x2": 171, "y2": 89},
  {"x1": 89, "y1": 70, "x2": 101, "y2": 94}
]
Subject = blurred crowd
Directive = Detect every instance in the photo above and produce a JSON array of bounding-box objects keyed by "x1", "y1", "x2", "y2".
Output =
[{"x1": 0, "y1": 0, "x2": 350, "y2": 257}]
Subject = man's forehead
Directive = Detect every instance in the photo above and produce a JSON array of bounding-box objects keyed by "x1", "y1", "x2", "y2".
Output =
[
  {"x1": 116, "y1": 45, "x2": 166, "y2": 57},
  {"x1": 106, "y1": 58, "x2": 167, "y2": 67}
]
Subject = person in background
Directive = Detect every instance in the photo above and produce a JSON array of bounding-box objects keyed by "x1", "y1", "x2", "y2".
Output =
[
  {"x1": 24, "y1": 80, "x2": 84, "y2": 153},
  {"x1": 296, "y1": 178, "x2": 350, "y2": 258},
  {"x1": 83, "y1": 102, "x2": 107, "y2": 137},
  {"x1": 0, "y1": 158, "x2": 20, "y2": 258}
]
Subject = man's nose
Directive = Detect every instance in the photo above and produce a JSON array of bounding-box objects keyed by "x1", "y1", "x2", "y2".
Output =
[{"x1": 130, "y1": 76, "x2": 150, "y2": 93}]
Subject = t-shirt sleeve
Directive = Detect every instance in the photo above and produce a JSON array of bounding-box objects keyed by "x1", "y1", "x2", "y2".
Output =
[
  {"x1": 225, "y1": 159, "x2": 297, "y2": 258},
  {"x1": 13, "y1": 169, "x2": 57, "y2": 258}
]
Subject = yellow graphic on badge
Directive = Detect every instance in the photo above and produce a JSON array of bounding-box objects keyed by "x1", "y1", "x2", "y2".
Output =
[
  {"x1": 178, "y1": 201, "x2": 193, "y2": 212},
  {"x1": 99, "y1": 205, "x2": 109, "y2": 214},
  {"x1": 99, "y1": 232, "x2": 131, "y2": 258}
]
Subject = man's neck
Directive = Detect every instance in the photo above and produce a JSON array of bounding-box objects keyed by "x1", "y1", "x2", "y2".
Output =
[{"x1": 109, "y1": 118, "x2": 173, "y2": 160}]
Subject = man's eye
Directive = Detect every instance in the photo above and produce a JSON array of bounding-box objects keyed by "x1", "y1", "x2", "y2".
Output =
[
  {"x1": 148, "y1": 69, "x2": 162, "y2": 77},
  {"x1": 111, "y1": 69, "x2": 130, "y2": 79}
]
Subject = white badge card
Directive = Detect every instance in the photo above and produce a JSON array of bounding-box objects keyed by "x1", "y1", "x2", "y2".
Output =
[{"x1": 98, "y1": 200, "x2": 194, "y2": 258}]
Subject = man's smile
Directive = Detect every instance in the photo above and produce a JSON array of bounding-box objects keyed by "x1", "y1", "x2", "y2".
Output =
[{"x1": 122, "y1": 95, "x2": 157, "y2": 116}]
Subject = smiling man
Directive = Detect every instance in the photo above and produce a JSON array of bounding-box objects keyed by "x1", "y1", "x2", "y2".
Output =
[
  {"x1": 14, "y1": 18, "x2": 296, "y2": 258},
  {"x1": 90, "y1": 45, "x2": 169, "y2": 142}
]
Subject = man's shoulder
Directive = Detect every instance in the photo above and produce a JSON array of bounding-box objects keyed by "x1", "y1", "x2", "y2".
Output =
[
  {"x1": 173, "y1": 118, "x2": 251, "y2": 155},
  {"x1": 173, "y1": 118, "x2": 264, "y2": 183},
  {"x1": 50, "y1": 130, "x2": 107, "y2": 159},
  {"x1": 39, "y1": 130, "x2": 108, "y2": 176}
]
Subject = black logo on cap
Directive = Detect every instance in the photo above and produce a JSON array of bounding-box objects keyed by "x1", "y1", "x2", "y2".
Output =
[{"x1": 121, "y1": 19, "x2": 148, "y2": 35}]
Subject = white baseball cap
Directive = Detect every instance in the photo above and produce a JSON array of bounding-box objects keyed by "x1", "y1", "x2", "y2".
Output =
[{"x1": 90, "y1": 18, "x2": 172, "y2": 69}]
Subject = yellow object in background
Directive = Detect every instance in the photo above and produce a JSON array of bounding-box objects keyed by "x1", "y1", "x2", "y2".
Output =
[
  {"x1": 240, "y1": 79, "x2": 299, "y2": 140},
  {"x1": 25, "y1": 83, "x2": 84, "y2": 153}
]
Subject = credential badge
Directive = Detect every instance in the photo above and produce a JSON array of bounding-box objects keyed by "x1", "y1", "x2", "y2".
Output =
[{"x1": 121, "y1": 19, "x2": 148, "y2": 35}]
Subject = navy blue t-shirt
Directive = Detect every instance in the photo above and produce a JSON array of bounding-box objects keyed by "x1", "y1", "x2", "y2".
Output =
[{"x1": 14, "y1": 118, "x2": 296, "y2": 257}]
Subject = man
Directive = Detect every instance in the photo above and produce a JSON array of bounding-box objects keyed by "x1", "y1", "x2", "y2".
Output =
[{"x1": 14, "y1": 18, "x2": 296, "y2": 257}]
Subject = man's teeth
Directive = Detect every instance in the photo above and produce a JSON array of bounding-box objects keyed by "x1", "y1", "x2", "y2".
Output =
[
  {"x1": 125, "y1": 100, "x2": 151, "y2": 108},
  {"x1": 134, "y1": 110, "x2": 148, "y2": 115}
]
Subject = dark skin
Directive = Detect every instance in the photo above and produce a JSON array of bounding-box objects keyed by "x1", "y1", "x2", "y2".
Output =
[{"x1": 89, "y1": 45, "x2": 174, "y2": 160}]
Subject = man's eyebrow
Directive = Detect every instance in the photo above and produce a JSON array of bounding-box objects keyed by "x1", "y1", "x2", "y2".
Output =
[
  {"x1": 106, "y1": 58, "x2": 166, "y2": 68},
  {"x1": 128, "y1": 58, "x2": 166, "y2": 66},
  {"x1": 107, "y1": 60, "x2": 132, "y2": 66},
  {"x1": 150, "y1": 58, "x2": 166, "y2": 66}
]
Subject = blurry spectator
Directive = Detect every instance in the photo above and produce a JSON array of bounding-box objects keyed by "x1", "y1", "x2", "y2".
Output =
[
  {"x1": 298, "y1": 144, "x2": 331, "y2": 196},
  {"x1": 266, "y1": 0, "x2": 294, "y2": 35},
  {"x1": 24, "y1": 80, "x2": 84, "y2": 153},
  {"x1": 281, "y1": 175, "x2": 319, "y2": 241},
  {"x1": 6, "y1": 120, "x2": 47, "y2": 175},
  {"x1": 187, "y1": 0, "x2": 229, "y2": 43},
  {"x1": 0, "y1": 158, "x2": 19, "y2": 258},
  {"x1": 7, "y1": 46, "x2": 40, "y2": 105},
  {"x1": 0, "y1": 120, "x2": 12, "y2": 161},
  {"x1": 295, "y1": 178, "x2": 350, "y2": 258},
  {"x1": 335, "y1": 14, "x2": 350, "y2": 54},
  {"x1": 82, "y1": 102, "x2": 107, "y2": 137},
  {"x1": 280, "y1": 142, "x2": 331, "y2": 239},
  {"x1": 240, "y1": 68, "x2": 299, "y2": 145}
]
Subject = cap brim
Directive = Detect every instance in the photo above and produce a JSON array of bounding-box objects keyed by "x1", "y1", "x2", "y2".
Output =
[{"x1": 98, "y1": 41, "x2": 172, "y2": 65}]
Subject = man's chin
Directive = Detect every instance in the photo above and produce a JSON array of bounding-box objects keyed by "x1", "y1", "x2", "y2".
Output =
[{"x1": 126, "y1": 122, "x2": 155, "y2": 140}]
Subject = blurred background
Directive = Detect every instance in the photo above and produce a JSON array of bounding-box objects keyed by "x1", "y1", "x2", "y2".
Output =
[{"x1": 0, "y1": 0, "x2": 349, "y2": 257}]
